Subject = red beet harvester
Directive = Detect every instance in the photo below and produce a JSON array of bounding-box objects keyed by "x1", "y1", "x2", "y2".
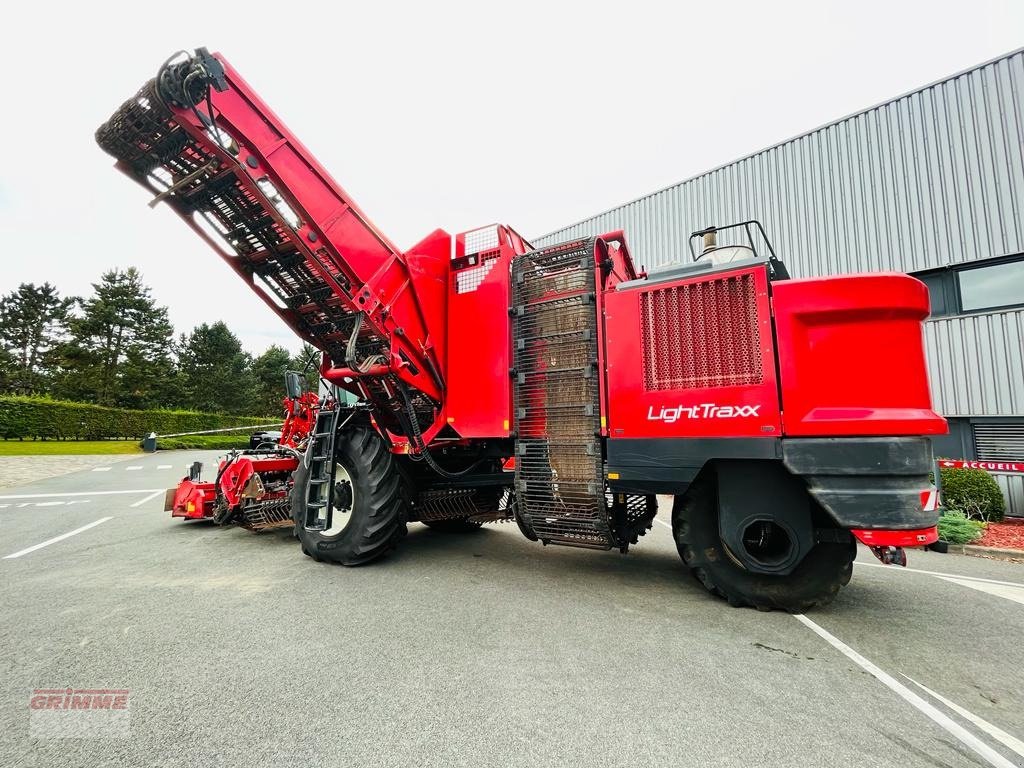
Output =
[{"x1": 96, "y1": 49, "x2": 947, "y2": 611}]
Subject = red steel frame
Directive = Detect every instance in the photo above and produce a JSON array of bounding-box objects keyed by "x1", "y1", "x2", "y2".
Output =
[
  {"x1": 114, "y1": 54, "x2": 548, "y2": 449},
  {"x1": 132, "y1": 54, "x2": 446, "y2": 409}
]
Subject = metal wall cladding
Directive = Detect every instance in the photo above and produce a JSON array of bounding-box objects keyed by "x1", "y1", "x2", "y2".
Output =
[
  {"x1": 924, "y1": 309, "x2": 1024, "y2": 417},
  {"x1": 534, "y1": 49, "x2": 1024, "y2": 276},
  {"x1": 995, "y1": 474, "x2": 1024, "y2": 517}
]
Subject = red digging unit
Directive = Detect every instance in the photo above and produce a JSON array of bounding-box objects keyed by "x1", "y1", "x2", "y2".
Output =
[{"x1": 97, "y1": 50, "x2": 946, "y2": 612}]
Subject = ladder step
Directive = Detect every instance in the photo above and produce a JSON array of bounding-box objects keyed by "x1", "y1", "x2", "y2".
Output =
[{"x1": 306, "y1": 501, "x2": 327, "y2": 510}]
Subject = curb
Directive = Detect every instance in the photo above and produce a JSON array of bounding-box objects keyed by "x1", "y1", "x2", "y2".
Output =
[{"x1": 962, "y1": 544, "x2": 1024, "y2": 562}]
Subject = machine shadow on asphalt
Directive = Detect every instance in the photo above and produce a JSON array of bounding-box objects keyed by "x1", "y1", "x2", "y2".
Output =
[
  {"x1": 156, "y1": 517, "x2": 720, "y2": 600},
  {"x1": 159, "y1": 516, "x2": 915, "y2": 612}
]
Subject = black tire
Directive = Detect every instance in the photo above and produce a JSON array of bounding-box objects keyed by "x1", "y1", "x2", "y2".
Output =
[
  {"x1": 422, "y1": 518, "x2": 483, "y2": 533},
  {"x1": 672, "y1": 474, "x2": 855, "y2": 612},
  {"x1": 512, "y1": 494, "x2": 538, "y2": 541},
  {"x1": 292, "y1": 426, "x2": 407, "y2": 566}
]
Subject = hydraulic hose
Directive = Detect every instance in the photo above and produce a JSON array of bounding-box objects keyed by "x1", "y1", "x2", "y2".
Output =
[{"x1": 396, "y1": 381, "x2": 482, "y2": 479}]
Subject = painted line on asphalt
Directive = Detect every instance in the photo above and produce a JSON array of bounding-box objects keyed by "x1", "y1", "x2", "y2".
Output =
[
  {"x1": 655, "y1": 518, "x2": 672, "y2": 531},
  {"x1": 3, "y1": 517, "x2": 114, "y2": 560},
  {"x1": 794, "y1": 614, "x2": 1017, "y2": 768},
  {"x1": 0, "y1": 500, "x2": 92, "y2": 509},
  {"x1": 129, "y1": 490, "x2": 165, "y2": 508},
  {"x1": 856, "y1": 560, "x2": 1024, "y2": 589},
  {"x1": 157, "y1": 465, "x2": 172, "y2": 470},
  {"x1": 0, "y1": 489, "x2": 162, "y2": 500},
  {"x1": 91, "y1": 467, "x2": 112, "y2": 472},
  {"x1": 125, "y1": 466, "x2": 143, "y2": 471},
  {"x1": 902, "y1": 675, "x2": 1024, "y2": 759},
  {"x1": 935, "y1": 575, "x2": 1024, "y2": 606}
]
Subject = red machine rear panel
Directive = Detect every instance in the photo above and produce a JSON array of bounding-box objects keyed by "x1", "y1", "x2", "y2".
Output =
[
  {"x1": 602, "y1": 265, "x2": 782, "y2": 439},
  {"x1": 772, "y1": 273, "x2": 947, "y2": 436}
]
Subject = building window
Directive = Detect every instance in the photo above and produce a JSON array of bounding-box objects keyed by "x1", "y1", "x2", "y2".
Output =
[
  {"x1": 957, "y1": 259, "x2": 1024, "y2": 312},
  {"x1": 913, "y1": 253, "x2": 1024, "y2": 318},
  {"x1": 916, "y1": 271, "x2": 954, "y2": 317}
]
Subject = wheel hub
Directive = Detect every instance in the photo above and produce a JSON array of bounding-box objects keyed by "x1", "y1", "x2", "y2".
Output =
[
  {"x1": 334, "y1": 478, "x2": 353, "y2": 512},
  {"x1": 319, "y1": 462, "x2": 355, "y2": 537}
]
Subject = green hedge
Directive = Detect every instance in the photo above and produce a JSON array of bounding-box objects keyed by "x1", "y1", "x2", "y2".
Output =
[
  {"x1": 155, "y1": 434, "x2": 251, "y2": 451},
  {"x1": 0, "y1": 395, "x2": 273, "y2": 441},
  {"x1": 939, "y1": 466, "x2": 1006, "y2": 522}
]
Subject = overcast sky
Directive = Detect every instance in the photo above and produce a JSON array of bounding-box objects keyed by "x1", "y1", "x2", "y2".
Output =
[{"x1": 1, "y1": 0, "x2": 1022, "y2": 355}]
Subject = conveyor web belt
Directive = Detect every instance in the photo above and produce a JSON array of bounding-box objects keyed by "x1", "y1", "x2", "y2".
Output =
[
  {"x1": 96, "y1": 79, "x2": 382, "y2": 370},
  {"x1": 511, "y1": 238, "x2": 613, "y2": 549}
]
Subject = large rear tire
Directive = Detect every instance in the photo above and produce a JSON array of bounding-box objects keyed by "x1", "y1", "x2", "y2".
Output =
[
  {"x1": 672, "y1": 474, "x2": 855, "y2": 612},
  {"x1": 293, "y1": 426, "x2": 407, "y2": 566}
]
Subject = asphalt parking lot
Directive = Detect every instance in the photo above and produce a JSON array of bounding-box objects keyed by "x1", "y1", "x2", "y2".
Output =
[{"x1": 1, "y1": 452, "x2": 1023, "y2": 767}]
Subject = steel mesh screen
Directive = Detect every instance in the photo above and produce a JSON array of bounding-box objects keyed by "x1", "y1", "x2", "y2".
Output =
[
  {"x1": 640, "y1": 272, "x2": 762, "y2": 391},
  {"x1": 512, "y1": 239, "x2": 611, "y2": 549}
]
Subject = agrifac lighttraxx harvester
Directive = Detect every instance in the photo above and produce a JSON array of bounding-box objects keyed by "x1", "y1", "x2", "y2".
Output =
[{"x1": 97, "y1": 48, "x2": 947, "y2": 611}]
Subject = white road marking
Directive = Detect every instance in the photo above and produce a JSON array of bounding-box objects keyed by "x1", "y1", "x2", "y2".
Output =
[
  {"x1": 157, "y1": 465, "x2": 172, "y2": 470},
  {"x1": 91, "y1": 467, "x2": 112, "y2": 472},
  {"x1": 936, "y1": 576, "x2": 1024, "y2": 607},
  {"x1": 129, "y1": 490, "x2": 165, "y2": 508},
  {"x1": 902, "y1": 675, "x2": 1024, "y2": 759},
  {"x1": 33, "y1": 501, "x2": 64, "y2": 508},
  {"x1": 655, "y1": 518, "x2": 672, "y2": 530},
  {"x1": 3, "y1": 517, "x2": 114, "y2": 560},
  {"x1": 857, "y1": 560, "x2": 1024, "y2": 589},
  {"x1": 125, "y1": 466, "x2": 143, "y2": 471},
  {"x1": 794, "y1": 614, "x2": 1017, "y2": 768},
  {"x1": 0, "y1": 489, "x2": 161, "y2": 500}
]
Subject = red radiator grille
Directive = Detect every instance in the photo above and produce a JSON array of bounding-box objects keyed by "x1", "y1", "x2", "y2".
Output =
[{"x1": 640, "y1": 272, "x2": 763, "y2": 391}]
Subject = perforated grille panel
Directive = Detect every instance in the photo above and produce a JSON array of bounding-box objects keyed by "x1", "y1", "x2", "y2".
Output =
[
  {"x1": 463, "y1": 225, "x2": 500, "y2": 255},
  {"x1": 640, "y1": 272, "x2": 762, "y2": 391},
  {"x1": 455, "y1": 252, "x2": 498, "y2": 294}
]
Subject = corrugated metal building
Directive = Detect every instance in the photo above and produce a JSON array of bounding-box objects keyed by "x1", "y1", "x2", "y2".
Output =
[{"x1": 535, "y1": 48, "x2": 1024, "y2": 515}]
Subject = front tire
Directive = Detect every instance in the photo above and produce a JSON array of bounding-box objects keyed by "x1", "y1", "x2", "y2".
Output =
[
  {"x1": 293, "y1": 426, "x2": 407, "y2": 566},
  {"x1": 672, "y1": 474, "x2": 855, "y2": 612}
]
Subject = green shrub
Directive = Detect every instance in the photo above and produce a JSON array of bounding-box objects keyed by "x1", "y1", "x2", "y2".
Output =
[
  {"x1": 939, "y1": 466, "x2": 1006, "y2": 522},
  {"x1": 0, "y1": 395, "x2": 273, "y2": 441},
  {"x1": 155, "y1": 434, "x2": 250, "y2": 450},
  {"x1": 937, "y1": 509, "x2": 986, "y2": 545}
]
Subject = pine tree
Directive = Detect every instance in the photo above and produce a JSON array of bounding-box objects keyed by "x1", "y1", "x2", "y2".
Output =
[
  {"x1": 0, "y1": 283, "x2": 75, "y2": 395},
  {"x1": 56, "y1": 268, "x2": 174, "y2": 407},
  {"x1": 251, "y1": 345, "x2": 294, "y2": 417},
  {"x1": 178, "y1": 321, "x2": 257, "y2": 414}
]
